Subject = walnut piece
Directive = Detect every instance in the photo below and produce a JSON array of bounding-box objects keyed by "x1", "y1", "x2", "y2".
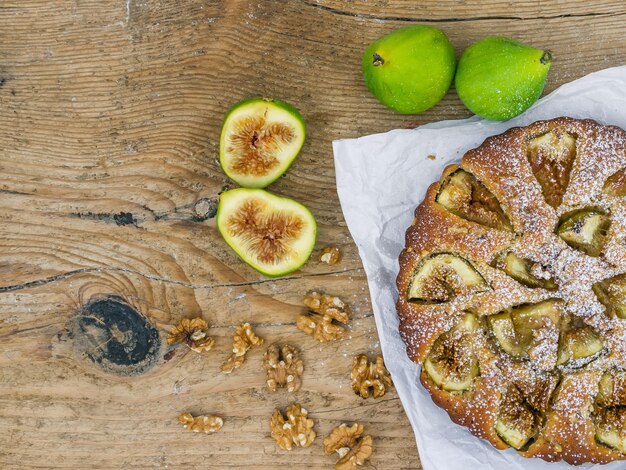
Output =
[
  {"x1": 320, "y1": 246, "x2": 342, "y2": 265},
  {"x1": 221, "y1": 322, "x2": 264, "y2": 373},
  {"x1": 263, "y1": 344, "x2": 304, "y2": 392},
  {"x1": 221, "y1": 353, "x2": 245, "y2": 373},
  {"x1": 351, "y1": 354, "x2": 393, "y2": 399},
  {"x1": 270, "y1": 403, "x2": 316, "y2": 450},
  {"x1": 324, "y1": 423, "x2": 373, "y2": 470},
  {"x1": 167, "y1": 318, "x2": 215, "y2": 353},
  {"x1": 297, "y1": 292, "x2": 350, "y2": 342},
  {"x1": 178, "y1": 412, "x2": 223, "y2": 433}
]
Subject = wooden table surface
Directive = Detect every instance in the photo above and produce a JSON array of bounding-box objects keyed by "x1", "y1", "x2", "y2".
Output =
[{"x1": 1, "y1": 1, "x2": 625, "y2": 468}]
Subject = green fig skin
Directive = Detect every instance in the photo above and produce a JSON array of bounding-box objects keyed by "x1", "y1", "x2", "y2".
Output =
[
  {"x1": 455, "y1": 36, "x2": 552, "y2": 121},
  {"x1": 362, "y1": 26, "x2": 456, "y2": 114}
]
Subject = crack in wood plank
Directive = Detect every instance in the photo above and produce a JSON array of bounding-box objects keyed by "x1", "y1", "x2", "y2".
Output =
[
  {"x1": 0, "y1": 308, "x2": 374, "y2": 339},
  {"x1": 125, "y1": 0, "x2": 132, "y2": 26},
  {"x1": 0, "y1": 266, "x2": 363, "y2": 293},
  {"x1": 67, "y1": 211, "x2": 138, "y2": 226},
  {"x1": 313, "y1": 396, "x2": 400, "y2": 414},
  {"x1": 301, "y1": 0, "x2": 626, "y2": 23},
  {"x1": 205, "y1": 311, "x2": 375, "y2": 330}
]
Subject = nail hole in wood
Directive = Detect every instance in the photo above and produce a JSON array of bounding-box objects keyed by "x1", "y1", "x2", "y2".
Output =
[{"x1": 194, "y1": 197, "x2": 219, "y2": 221}]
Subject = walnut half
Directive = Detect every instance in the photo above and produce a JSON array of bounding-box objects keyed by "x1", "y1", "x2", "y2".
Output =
[
  {"x1": 222, "y1": 322, "x2": 264, "y2": 373},
  {"x1": 264, "y1": 344, "x2": 304, "y2": 392},
  {"x1": 167, "y1": 318, "x2": 215, "y2": 353},
  {"x1": 324, "y1": 423, "x2": 373, "y2": 470},
  {"x1": 351, "y1": 354, "x2": 393, "y2": 399},
  {"x1": 178, "y1": 412, "x2": 224, "y2": 433},
  {"x1": 320, "y1": 246, "x2": 342, "y2": 265},
  {"x1": 297, "y1": 292, "x2": 350, "y2": 342},
  {"x1": 270, "y1": 403, "x2": 316, "y2": 450}
]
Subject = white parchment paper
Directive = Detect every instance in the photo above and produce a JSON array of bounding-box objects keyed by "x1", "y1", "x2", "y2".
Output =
[{"x1": 333, "y1": 66, "x2": 626, "y2": 470}]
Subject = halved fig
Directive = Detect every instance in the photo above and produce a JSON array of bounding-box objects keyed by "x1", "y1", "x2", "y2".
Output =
[
  {"x1": 435, "y1": 169, "x2": 512, "y2": 231},
  {"x1": 495, "y1": 384, "x2": 539, "y2": 449},
  {"x1": 556, "y1": 326, "x2": 603, "y2": 367},
  {"x1": 407, "y1": 253, "x2": 488, "y2": 303},
  {"x1": 516, "y1": 373, "x2": 560, "y2": 413},
  {"x1": 487, "y1": 300, "x2": 561, "y2": 357},
  {"x1": 492, "y1": 251, "x2": 557, "y2": 290},
  {"x1": 423, "y1": 313, "x2": 479, "y2": 392},
  {"x1": 604, "y1": 168, "x2": 626, "y2": 196},
  {"x1": 595, "y1": 407, "x2": 626, "y2": 453},
  {"x1": 556, "y1": 209, "x2": 611, "y2": 257},
  {"x1": 216, "y1": 188, "x2": 316, "y2": 277},
  {"x1": 597, "y1": 370, "x2": 626, "y2": 407},
  {"x1": 594, "y1": 274, "x2": 626, "y2": 319},
  {"x1": 488, "y1": 313, "x2": 521, "y2": 356},
  {"x1": 219, "y1": 97, "x2": 306, "y2": 188},
  {"x1": 526, "y1": 129, "x2": 577, "y2": 208}
]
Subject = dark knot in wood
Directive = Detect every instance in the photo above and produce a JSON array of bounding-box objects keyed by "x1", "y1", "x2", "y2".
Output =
[
  {"x1": 69, "y1": 296, "x2": 161, "y2": 376},
  {"x1": 194, "y1": 197, "x2": 219, "y2": 220}
]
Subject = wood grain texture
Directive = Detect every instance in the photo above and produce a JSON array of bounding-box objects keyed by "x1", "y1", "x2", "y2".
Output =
[{"x1": 0, "y1": 0, "x2": 624, "y2": 468}]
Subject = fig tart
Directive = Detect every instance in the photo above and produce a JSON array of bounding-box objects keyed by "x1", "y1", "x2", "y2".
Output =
[{"x1": 396, "y1": 117, "x2": 626, "y2": 464}]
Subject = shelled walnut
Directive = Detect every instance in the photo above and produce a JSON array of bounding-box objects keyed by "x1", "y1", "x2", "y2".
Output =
[
  {"x1": 324, "y1": 423, "x2": 373, "y2": 470},
  {"x1": 167, "y1": 318, "x2": 215, "y2": 353},
  {"x1": 178, "y1": 412, "x2": 223, "y2": 433},
  {"x1": 263, "y1": 344, "x2": 304, "y2": 392},
  {"x1": 297, "y1": 292, "x2": 350, "y2": 342},
  {"x1": 221, "y1": 354, "x2": 245, "y2": 372},
  {"x1": 269, "y1": 403, "x2": 316, "y2": 450},
  {"x1": 222, "y1": 322, "x2": 264, "y2": 373},
  {"x1": 351, "y1": 354, "x2": 393, "y2": 399},
  {"x1": 320, "y1": 246, "x2": 342, "y2": 265}
]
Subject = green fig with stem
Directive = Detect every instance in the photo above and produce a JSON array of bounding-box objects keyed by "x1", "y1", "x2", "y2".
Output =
[
  {"x1": 455, "y1": 36, "x2": 553, "y2": 121},
  {"x1": 362, "y1": 26, "x2": 456, "y2": 114}
]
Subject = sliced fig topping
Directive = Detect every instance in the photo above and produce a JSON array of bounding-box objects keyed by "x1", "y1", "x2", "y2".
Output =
[
  {"x1": 594, "y1": 273, "x2": 626, "y2": 319},
  {"x1": 407, "y1": 253, "x2": 489, "y2": 303},
  {"x1": 216, "y1": 188, "x2": 316, "y2": 277},
  {"x1": 595, "y1": 407, "x2": 626, "y2": 453},
  {"x1": 556, "y1": 209, "x2": 610, "y2": 257},
  {"x1": 556, "y1": 326, "x2": 603, "y2": 368},
  {"x1": 489, "y1": 312, "x2": 520, "y2": 356},
  {"x1": 597, "y1": 370, "x2": 626, "y2": 407},
  {"x1": 526, "y1": 129, "x2": 577, "y2": 208},
  {"x1": 516, "y1": 373, "x2": 559, "y2": 413},
  {"x1": 423, "y1": 313, "x2": 479, "y2": 392},
  {"x1": 435, "y1": 169, "x2": 512, "y2": 231},
  {"x1": 495, "y1": 384, "x2": 539, "y2": 450},
  {"x1": 492, "y1": 251, "x2": 557, "y2": 290},
  {"x1": 220, "y1": 98, "x2": 306, "y2": 188},
  {"x1": 487, "y1": 300, "x2": 561, "y2": 358},
  {"x1": 604, "y1": 168, "x2": 626, "y2": 196}
]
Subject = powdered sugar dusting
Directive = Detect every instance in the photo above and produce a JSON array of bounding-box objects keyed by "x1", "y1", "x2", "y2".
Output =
[{"x1": 399, "y1": 118, "x2": 626, "y2": 463}]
